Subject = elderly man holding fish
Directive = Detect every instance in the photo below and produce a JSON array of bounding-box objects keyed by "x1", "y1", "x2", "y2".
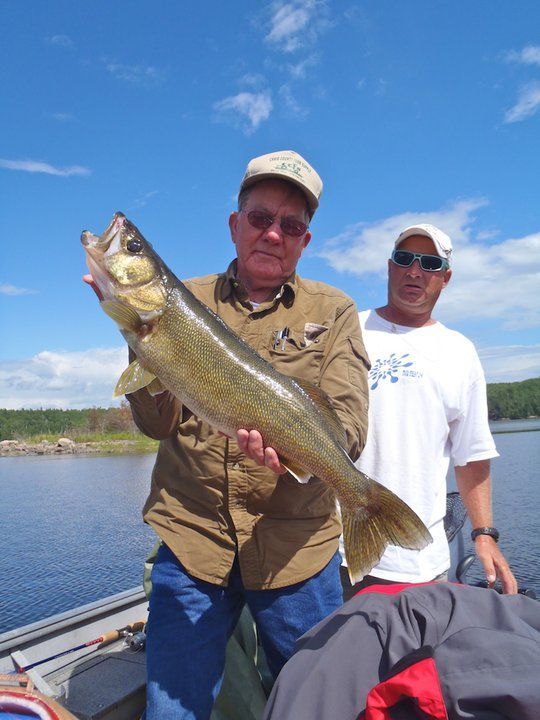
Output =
[{"x1": 82, "y1": 150, "x2": 431, "y2": 720}]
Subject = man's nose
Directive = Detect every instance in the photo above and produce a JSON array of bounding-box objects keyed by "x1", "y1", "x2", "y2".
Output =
[
  {"x1": 406, "y1": 258, "x2": 423, "y2": 276},
  {"x1": 262, "y1": 220, "x2": 284, "y2": 243}
]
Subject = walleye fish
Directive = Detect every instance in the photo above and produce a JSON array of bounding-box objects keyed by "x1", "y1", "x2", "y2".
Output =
[{"x1": 82, "y1": 212, "x2": 431, "y2": 581}]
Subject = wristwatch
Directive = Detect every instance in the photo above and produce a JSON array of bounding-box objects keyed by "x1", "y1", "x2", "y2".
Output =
[{"x1": 471, "y1": 526, "x2": 500, "y2": 542}]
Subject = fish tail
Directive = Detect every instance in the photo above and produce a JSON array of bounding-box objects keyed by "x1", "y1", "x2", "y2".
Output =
[{"x1": 341, "y1": 471, "x2": 432, "y2": 584}]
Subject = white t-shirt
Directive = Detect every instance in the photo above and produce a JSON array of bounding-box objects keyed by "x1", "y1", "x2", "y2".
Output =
[{"x1": 346, "y1": 309, "x2": 498, "y2": 582}]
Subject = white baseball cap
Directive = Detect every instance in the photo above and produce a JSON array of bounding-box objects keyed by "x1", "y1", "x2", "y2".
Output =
[
  {"x1": 239, "y1": 150, "x2": 323, "y2": 217},
  {"x1": 395, "y1": 223, "x2": 453, "y2": 264}
]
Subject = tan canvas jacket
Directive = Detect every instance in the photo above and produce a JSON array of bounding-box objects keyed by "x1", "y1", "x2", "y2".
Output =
[{"x1": 127, "y1": 261, "x2": 370, "y2": 589}]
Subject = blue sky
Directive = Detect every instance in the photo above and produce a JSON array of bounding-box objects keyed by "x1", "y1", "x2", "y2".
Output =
[{"x1": 1, "y1": 0, "x2": 539, "y2": 409}]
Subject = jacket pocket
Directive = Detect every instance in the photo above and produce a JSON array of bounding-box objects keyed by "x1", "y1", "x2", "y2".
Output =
[{"x1": 267, "y1": 327, "x2": 327, "y2": 381}]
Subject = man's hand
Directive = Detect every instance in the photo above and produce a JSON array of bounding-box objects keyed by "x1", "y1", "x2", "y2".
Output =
[
  {"x1": 455, "y1": 460, "x2": 518, "y2": 595},
  {"x1": 474, "y1": 535, "x2": 518, "y2": 595},
  {"x1": 236, "y1": 429, "x2": 286, "y2": 475},
  {"x1": 83, "y1": 273, "x2": 103, "y2": 301}
]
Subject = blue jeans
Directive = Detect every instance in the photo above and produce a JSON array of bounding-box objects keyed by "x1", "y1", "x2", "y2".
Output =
[{"x1": 145, "y1": 544, "x2": 343, "y2": 720}]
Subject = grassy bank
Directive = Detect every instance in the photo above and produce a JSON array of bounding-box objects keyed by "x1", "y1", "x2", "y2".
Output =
[
  {"x1": 22, "y1": 431, "x2": 160, "y2": 454},
  {"x1": 0, "y1": 431, "x2": 159, "y2": 457},
  {"x1": 0, "y1": 405, "x2": 156, "y2": 450}
]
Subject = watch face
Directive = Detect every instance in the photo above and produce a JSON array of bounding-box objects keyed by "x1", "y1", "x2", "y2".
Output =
[{"x1": 471, "y1": 527, "x2": 499, "y2": 542}]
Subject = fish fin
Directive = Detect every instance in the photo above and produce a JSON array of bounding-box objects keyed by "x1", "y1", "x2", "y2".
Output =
[
  {"x1": 146, "y1": 377, "x2": 166, "y2": 396},
  {"x1": 113, "y1": 360, "x2": 157, "y2": 397},
  {"x1": 100, "y1": 300, "x2": 143, "y2": 332},
  {"x1": 282, "y1": 460, "x2": 312, "y2": 484},
  {"x1": 341, "y1": 471, "x2": 433, "y2": 583},
  {"x1": 292, "y1": 377, "x2": 347, "y2": 448}
]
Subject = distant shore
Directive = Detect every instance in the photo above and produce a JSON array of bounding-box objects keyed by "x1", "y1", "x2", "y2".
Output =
[
  {"x1": 0, "y1": 436, "x2": 158, "y2": 457},
  {"x1": 2, "y1": 416, "x2": 540, "y2": 457}
]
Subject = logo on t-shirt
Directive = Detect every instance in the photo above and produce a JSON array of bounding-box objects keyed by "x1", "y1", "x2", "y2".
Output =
[{"x1": 369, "y1": 353, "x2": 416, "y2": 390}]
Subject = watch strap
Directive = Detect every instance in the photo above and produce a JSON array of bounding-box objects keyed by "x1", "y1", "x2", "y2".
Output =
[{"x1": 471, "y1": 526, "x2": 500, "y2": 542}]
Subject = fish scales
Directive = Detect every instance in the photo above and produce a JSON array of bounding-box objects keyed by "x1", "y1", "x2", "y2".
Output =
[{"x1": 134, "y1": 286, "x2": 348, "y2": 483}]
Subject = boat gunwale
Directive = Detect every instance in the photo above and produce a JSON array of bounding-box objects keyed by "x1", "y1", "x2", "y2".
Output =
[{"x1": 0, "y1": 586, "x2": 147, "y2": 654}]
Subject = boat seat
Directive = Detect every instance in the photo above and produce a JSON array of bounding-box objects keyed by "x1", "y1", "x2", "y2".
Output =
[{"x1": 48, "y1": 647, "x2": 146, "y2": 720}]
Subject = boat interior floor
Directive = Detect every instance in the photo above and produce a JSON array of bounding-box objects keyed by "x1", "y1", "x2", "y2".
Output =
[{"x1": 47, "y1": 639, "x2": 146, "y2": 720}]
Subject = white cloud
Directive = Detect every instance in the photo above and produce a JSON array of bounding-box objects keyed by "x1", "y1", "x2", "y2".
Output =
[
  {"x1": 504, "y1": 82, "x2": 540, "y2": 123},
  {"x1": 266, "y1": 0, "x2": 329, "y2": 53},
  {"x1": 106, "y1": 63, "x2": 164, "y2": 85},
  {"x1": 239, "y1": 73, "x2": 267, "y2": 88},
  {"x1": 0, "y1": 159, "x2": 90, "y2": 177},
  {"x1": 48, "y1": 112, "x2": 74, "y2": 122},
  {"x1": 505, "y1": 45, "x2": 540, "y2": 67},
  {"x1": 479, "y1": 344, "x2": 540, "y2": 383},
  {"x1": 2, "y1": 342, "x2": 536, "y2": 412},
  {"x1": 0, "y1": 348, "x2": 128, "y2": 410},
  {"x1": 286, "y1": 54, "x2": 317, "y2": 79},
  {"x1": 476, "y1": 229, "x2": 499, "y2": 241},
  {"x1": 46, "y1": 35, "x2": 74, "y2": 48},
  {"x1": 131, "y1": 190, "x2": 159, "y2": 209},
  {"x1": 318, "y1": 199, "x2": 486, "y2": 275},
  {"x1": 313, "y1": 85, "x2": 328, "y2": 100},
  {"x1": 376, "y1": 78, "x2": 388, "y2": 96},
  {"x1": 318, "y1": 199, "x2": 540, "y2": 330},
  {"x1": 213, "y1": 91, "x2": 273, "y2": 134},
  {"x1": 279, "y1": 83, "x2": 308, "y2": 117},
  {"x1": 438, "y1": 229, "x2": 540, "y2": 330},
  {"x1": 0, "y1": 283, "x2": 37, "y2": 296}
]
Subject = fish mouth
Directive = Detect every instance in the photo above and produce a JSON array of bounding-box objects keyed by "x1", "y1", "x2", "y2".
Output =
[
  {"x1": 81, "y1": 211, "x2": 126, "y2": 253},
  {"x1": 81, "y1": 212, "x2": 126, "y2": 300}
]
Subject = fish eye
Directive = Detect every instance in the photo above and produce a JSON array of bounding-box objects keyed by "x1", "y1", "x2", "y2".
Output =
[{"x1": 126, "y1": 238, "x2": 143, "y2": 253}]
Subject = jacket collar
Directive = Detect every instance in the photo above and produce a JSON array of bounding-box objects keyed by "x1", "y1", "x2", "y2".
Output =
[{"x1": 219, "y1": 260, "x2": 297, "y2": 309}]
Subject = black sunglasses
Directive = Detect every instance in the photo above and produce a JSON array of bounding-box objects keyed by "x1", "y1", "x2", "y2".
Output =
[
  {"x1": 246, "y1": 210, "x2": 308, "y2": 238},
  {"x1": 391, "y1": 250, "x2": 449, "y2": 272}
]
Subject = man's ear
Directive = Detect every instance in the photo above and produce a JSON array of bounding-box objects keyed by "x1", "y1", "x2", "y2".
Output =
[
  {"x1": 301, "y1": 231, "x2": 311, "y2": 250},
  {"x1": 229, "y1": 212, "x2": 239, "y2": 243},
  {"x1": 442, "y1": 268, "x2": 452, "y2": 289}
]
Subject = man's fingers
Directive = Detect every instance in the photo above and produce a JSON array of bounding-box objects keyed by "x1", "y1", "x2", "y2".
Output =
[
  {"x1": 476, "y1": 539, "x2": 518, "y2": 594},
  {"x1": 492, "y1": 550, "x2": 518, "y2": 594},
  {"x1": 235, "y1": 429, "x2": 285, "y2": 473},
  {"x1": 236, "y1": 429, "x2": 249, "y2": 452},
  {"x1": 248, "y1": 430, "x2": 265, "y2": 464},
  {"x1": 264, "y1": 447, "x2": 286, "y2": 475},
  {"x1": 237, "y1": 429, "x2": 265, "y2": 464},
  {"x1": 476, "y1": 539, "x2": 498, "y2": 587},
  {"x1": 83, "y1": 274, "x2": 103, "y2": 301},
  {"x1": 498, "y1": 563, "x2": 518, "y2": 595}
]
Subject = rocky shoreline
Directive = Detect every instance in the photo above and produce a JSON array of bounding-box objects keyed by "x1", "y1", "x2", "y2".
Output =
[{"x1": 0, "y1": 437, "x2": 147, "y2": 457}]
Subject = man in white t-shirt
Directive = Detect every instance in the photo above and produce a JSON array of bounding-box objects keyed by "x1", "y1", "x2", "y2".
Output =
[{"x1": 343, "y1": 223, "x2": 517, "y2": 596}]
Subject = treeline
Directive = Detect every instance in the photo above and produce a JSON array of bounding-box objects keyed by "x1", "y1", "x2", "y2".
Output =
[
  {"x1": 1, "y1": 377, "x2": 539, "y2": 439},
  {"x1": 0, "y1": 403, "x2": 138, "y2": 440},
  {"x1": 487, "y1": 377, "x2": 540, "y2": 420}
]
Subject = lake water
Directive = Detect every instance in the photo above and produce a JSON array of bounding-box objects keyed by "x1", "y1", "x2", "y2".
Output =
[
  {"x1": 1, "y1": 423, "x2": 539, "y2": 634},
  {"x1": 0, "y1": 453, "x2": 157, "y2": 634},
  {"x1": 453, "y1": 420, "x2": 540, "y2": 593}
]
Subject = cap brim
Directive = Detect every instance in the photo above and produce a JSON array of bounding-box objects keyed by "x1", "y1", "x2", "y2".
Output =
[
  {"x1": 240, "y1": 173, "x2": 318, "y2": 215},
  {"x1": 395, "y1": 227, "x2": 451, "y2": 261}
]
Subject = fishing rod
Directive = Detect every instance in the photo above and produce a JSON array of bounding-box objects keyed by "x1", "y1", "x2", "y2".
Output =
[{"x1": 16, "y1": 619, "x2": 146, "y2": 673}]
